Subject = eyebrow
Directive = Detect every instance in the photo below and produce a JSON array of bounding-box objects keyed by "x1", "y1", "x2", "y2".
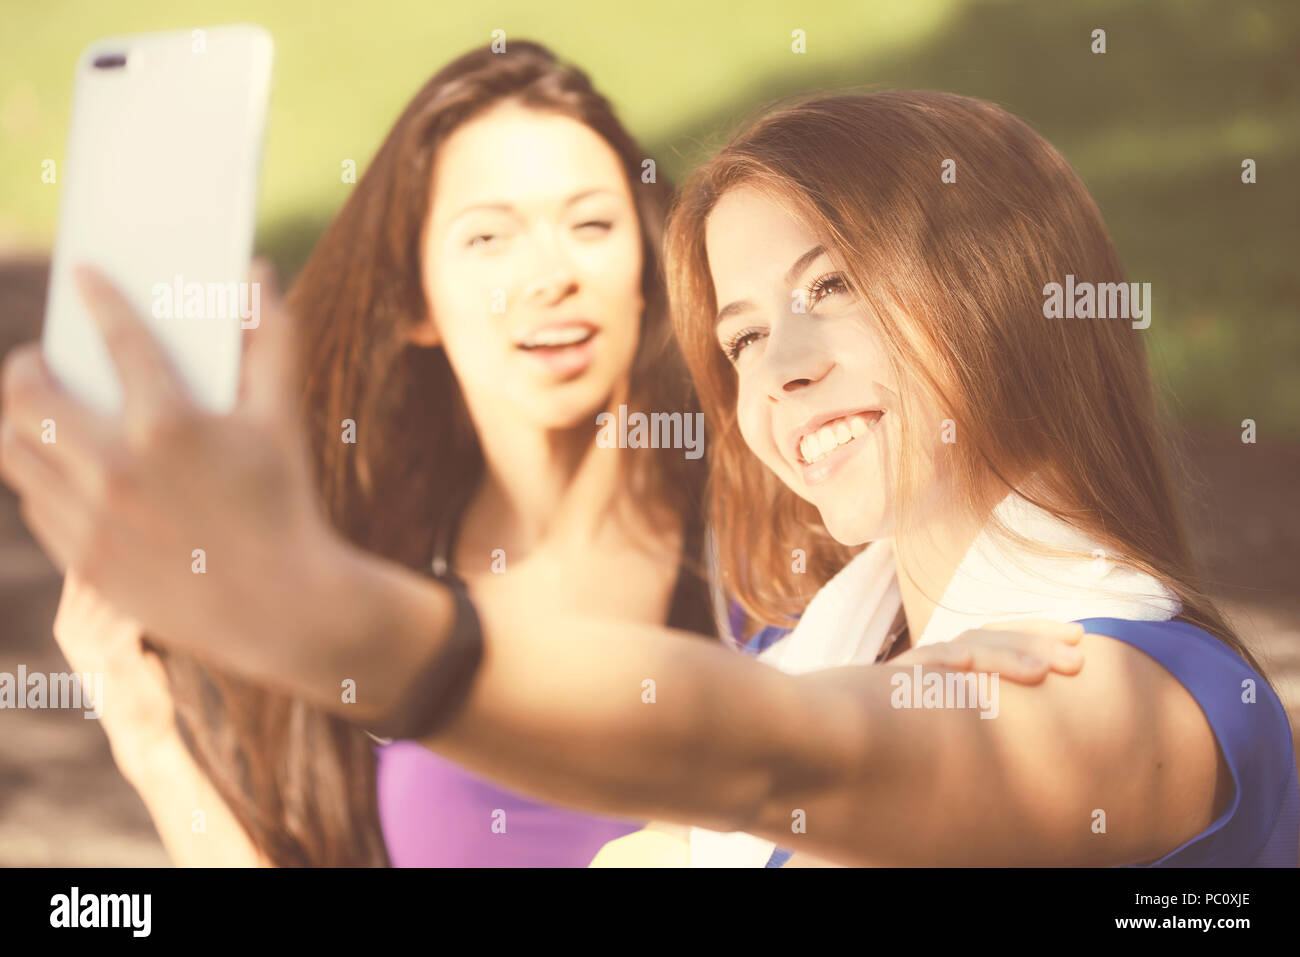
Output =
[
  {"x1": 713, "y1": 244, "x2": 826, "y2": 327},
  {"x1": 447, "y1": 187, "x2": 620, "y2": 224}
]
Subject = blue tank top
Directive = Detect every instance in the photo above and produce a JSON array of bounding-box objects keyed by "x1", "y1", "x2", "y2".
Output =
[{"x1": 1083, "y1": 617, "x2": 1298, "y2": 866}]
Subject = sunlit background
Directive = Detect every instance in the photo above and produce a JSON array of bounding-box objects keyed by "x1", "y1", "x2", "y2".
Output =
[{"x1": 1, "y1": 0, "x2": 1296, "y2": 864}]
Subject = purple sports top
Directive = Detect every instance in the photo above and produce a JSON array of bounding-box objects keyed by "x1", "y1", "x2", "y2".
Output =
[{"x1": 375, "y1": 740, "x2": 641, "y2": 867}]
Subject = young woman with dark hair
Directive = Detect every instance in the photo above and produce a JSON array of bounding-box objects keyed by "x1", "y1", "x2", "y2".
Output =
[{"x1": 29, "y1": 40, "x2": 719, "y2": 867}]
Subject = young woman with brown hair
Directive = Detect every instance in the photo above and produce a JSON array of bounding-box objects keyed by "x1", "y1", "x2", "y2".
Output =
[{"x1": 3, "y1": 88, "x2": 1248, "y2": 867}]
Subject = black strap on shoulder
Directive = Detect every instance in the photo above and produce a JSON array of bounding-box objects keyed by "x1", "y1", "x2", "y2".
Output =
[
  {"x1": 665, "y1": 513, "x2": 718, "y2": 638},
  {"x1": 364, "y1": 515, "x2": 483, "y2": 741},
  {"x1": 365, "y1": 572, "x2": 484, "y2": 742}
]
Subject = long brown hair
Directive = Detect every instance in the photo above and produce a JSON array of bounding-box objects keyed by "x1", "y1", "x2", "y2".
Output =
[
  {"x1": 155, "y1": 40, "x2": 705, "y2": 866},
  {"x1": 665, "y1": 90, "x2": 1260, "y2": 671}
]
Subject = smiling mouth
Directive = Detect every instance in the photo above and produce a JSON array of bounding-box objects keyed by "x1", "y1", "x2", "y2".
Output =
[
  {"x1": 515, "y1": 325, "x2": 597, "y2": 350},
  {"x1": 796, "y1": 411, "x2": 884, "y2": 465}
]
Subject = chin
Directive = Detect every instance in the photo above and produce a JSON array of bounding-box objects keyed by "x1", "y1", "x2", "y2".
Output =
[
  {"x1": 526, "y1": 384, "x2": 617, "y2": 431},
  {"x1": 818, "y1": 501, "x2": 890, "y2": 547}
]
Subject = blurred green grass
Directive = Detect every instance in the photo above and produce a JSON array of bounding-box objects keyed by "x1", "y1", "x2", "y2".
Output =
[{"x1": 2, "y1": 0, "x2": 1296, "y2": 434}]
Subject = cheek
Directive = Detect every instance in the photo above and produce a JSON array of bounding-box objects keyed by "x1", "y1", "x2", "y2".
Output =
[
  {"x1": 584, "y1": 235, "x2": 643, "y2": 316},
  {"x1": 427, "y1": 265, "x2": 505, "y2": 373},
  {"x1": 436, "y1": 281, "x2": 490, "y2": 327},
  {"x1": 571, "y1": 239, "x2": 644, "y2": 379},
  {"x1": 735, "y1": 377, "x2": 784, "y2": 475}
]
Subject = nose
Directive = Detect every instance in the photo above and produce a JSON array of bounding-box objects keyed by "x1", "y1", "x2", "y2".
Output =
[
  {"x1": 522, "y1": 227, "x2": 578, "y2": 306},
  {"x1": 759, "y1": 320, "x2": 834, "y2": 402}
]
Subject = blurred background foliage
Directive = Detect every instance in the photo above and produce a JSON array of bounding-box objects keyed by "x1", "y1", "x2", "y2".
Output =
[{"x1": 2, "y1": 0, "x2": 1296, "y2": 433}]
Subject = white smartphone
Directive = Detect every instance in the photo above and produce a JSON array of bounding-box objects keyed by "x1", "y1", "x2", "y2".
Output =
[{"x1": 42, "y1": 25, "x2": 273, "y2": 415}]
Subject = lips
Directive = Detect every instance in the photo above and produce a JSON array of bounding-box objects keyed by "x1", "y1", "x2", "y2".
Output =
[
  {"x1": 513, "y1": 320, "x2": 600, "y2": 378},
  {"x1": 514, "y1": 321, "x2": 597, "y2": 350},
  {"x1": 789, "y1": 409, "x2": 884, "y2": 466}
]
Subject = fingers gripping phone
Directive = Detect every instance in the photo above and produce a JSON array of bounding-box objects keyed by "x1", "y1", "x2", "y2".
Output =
[{"x1": 42, "y1": 25, "x2": 273, "y2": 415}]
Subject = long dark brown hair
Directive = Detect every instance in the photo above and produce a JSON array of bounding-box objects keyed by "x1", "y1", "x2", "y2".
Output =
[
  {"x1": 665, "y1": 90, "x2": 1260, "y2": 673},
  {"x1": 154, "y1": 40, "x2": 707, "y2": 866}
]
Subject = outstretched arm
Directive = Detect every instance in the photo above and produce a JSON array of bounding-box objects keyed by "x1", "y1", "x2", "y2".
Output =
[{"x1": 407, "y1": 577, "x2": 1225, "y2": 865}]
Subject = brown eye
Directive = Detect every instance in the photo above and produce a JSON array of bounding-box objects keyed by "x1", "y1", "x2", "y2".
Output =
[
  {"x1": 807, "y1": 272, "x2": 849, "y2": 307},
  {"x1": 723, "y1": 328, "x2": 764, "y2": 362}
]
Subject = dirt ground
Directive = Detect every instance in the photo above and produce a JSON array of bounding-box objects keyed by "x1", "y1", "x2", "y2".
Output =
[{"x1": 1, "y1": 253, "x2": 1297, "y2": 866}]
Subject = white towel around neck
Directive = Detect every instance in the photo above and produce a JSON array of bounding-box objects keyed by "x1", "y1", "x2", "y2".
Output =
[{"x1": 689, "y1": 491, "x2": 1181, "y2": 867}]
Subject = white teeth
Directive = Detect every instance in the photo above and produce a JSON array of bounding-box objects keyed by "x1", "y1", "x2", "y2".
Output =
[
  {"x1": 520, "y1": 326, "x2": 592, "y2": 348},
  {"x1": 798, "y1": 413, "x2": 879, "y2": 465}
]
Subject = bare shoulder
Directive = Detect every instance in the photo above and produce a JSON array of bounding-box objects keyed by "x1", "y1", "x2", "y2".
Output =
[
  {"x1": 1002, "y1": 629, "x2": 1232, "y2": 861},
  {"x1": 1066, "y1": 630, "x2": 1227, "y2": 763}
]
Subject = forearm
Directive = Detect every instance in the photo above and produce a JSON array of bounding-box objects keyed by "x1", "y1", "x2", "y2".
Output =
[
  {"x1": 174, "y1": 532, "x2": 458, "y2": 733},
  {"x1": 115, "y1": 732, "x2": 272, "y2": 867}
]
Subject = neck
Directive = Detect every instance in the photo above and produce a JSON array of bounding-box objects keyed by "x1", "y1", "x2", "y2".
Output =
[
  {"x1": 454, "y1": 383, "x2": 635, "y2": 568},
  {"x1": 470, "y1": 420, "x2": 618, "y2": 556},
  {"x1": 893, "y1": 480, "x2": 1003, "y2": 637}
]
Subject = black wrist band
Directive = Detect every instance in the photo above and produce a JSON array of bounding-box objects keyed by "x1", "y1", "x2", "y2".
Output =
[{"x1": 366, "y1": 576, "x2": 484, "y2": 742}]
